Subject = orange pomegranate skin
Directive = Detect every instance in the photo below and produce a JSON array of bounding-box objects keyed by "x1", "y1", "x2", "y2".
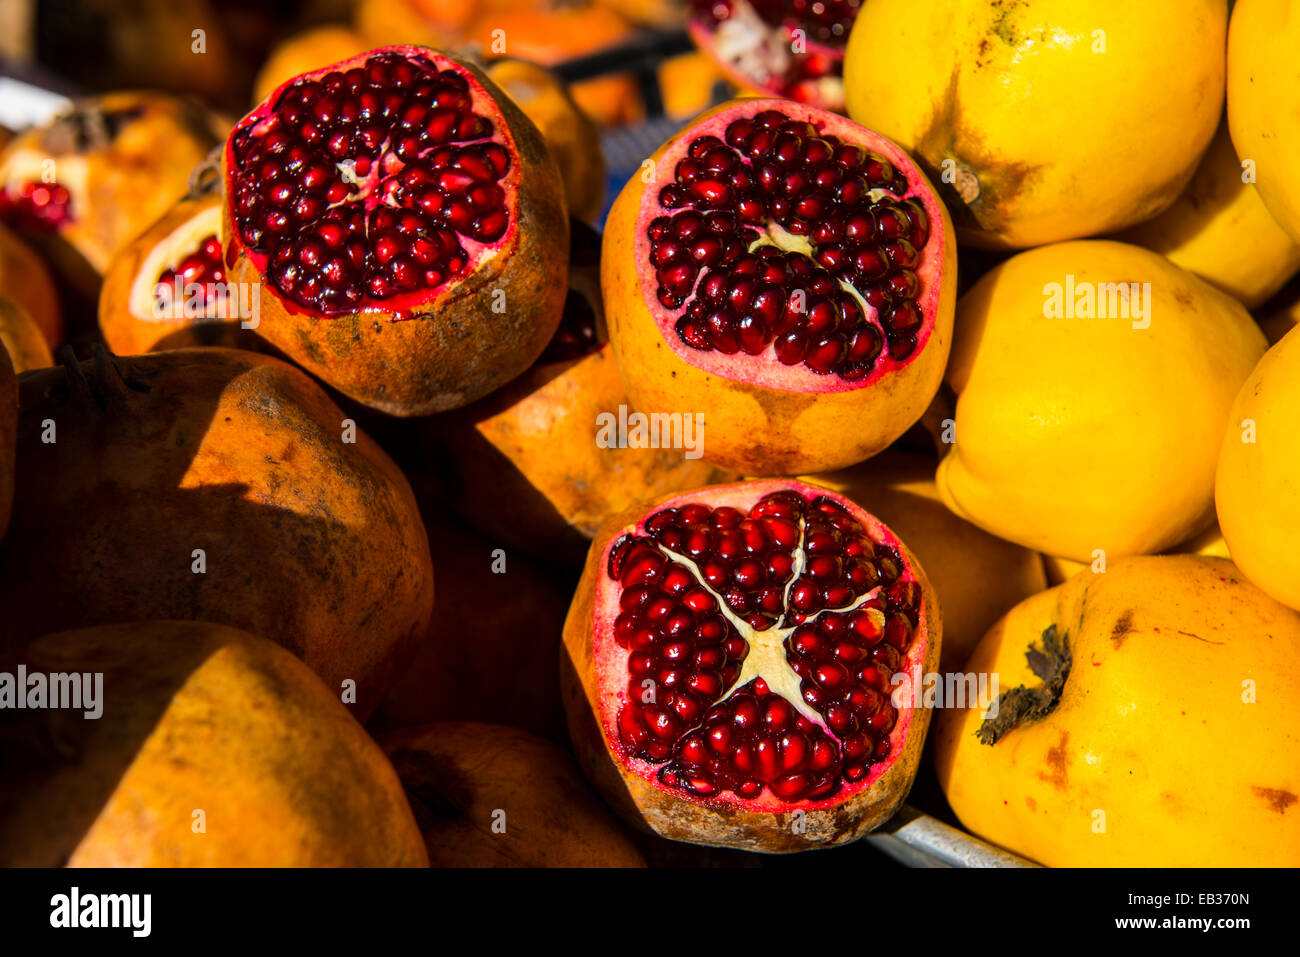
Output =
[
  {"x1": 0, "y1": 348, "x2": 434, "y2": 718},
  {"x1": 0, "y1": 620, "x2": 429, "y2": 867}
]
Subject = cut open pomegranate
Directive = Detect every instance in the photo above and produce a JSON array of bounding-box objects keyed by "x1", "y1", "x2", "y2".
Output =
[
  {"x1": 222, "y1": 45, "x2": 568, "y2": 415},
  {"x1": 563, "y1": 479, "x2": 939, "y2": 851},
  {"x1": 603, "y1": 99, "x2": 955, "y2": 474},
  {"x1": 100, "y1": 183, "x2": 258, "y2": 354},
  {"x1": 688, "y1": 0, "x2": 862, "y2": 111}
]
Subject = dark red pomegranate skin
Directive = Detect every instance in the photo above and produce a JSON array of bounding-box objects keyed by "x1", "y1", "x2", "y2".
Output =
[
  {"x1": 222, "y1": 46, "x2": 569, "y2": 416},
  {"x1": 562, "y1": 480, "x2": 940, "y2": 852}
]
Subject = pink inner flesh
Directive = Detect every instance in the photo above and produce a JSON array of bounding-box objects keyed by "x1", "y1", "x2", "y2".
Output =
[
  {"x1": 227, "y1": 49, "x2": 517, "y2": 317},
  {"x1": 600, "y1": 484, "x2": 925, "y2": 805},
  {"x1": 640, "y1": 105, "x2": 940, "y2": 389}
]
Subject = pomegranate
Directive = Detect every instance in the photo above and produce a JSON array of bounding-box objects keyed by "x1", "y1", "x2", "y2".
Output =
[
  {"x1": 442, "y1": 221, "x2": 734, "y2": 562},
  {"x1": 381, "y1": 722, "x2": 647, "y2": 867},
  {"x1": 1, "y1": 621, "x2": 428, "y2": 867},
  {"x1": 0, "y1": 224, "x2": 61, "y2": 349},
  {"x1": 562, "y1": 479, "x2": 940, "y2": 852},
  {"x1": 0, "y1": 92, "x2": 226, "y2": 296},
  {"x1": 603, "y1": 99, "x2": 956, "y2": 475},
  {"x1": 222, "y1": 46, "x2": 569, "y2": 416},
  {"x1": 99, "y1": 165, "x2": 261, "y2": 354},
  {"x1": 688, "y1": 0, "x2": 861, "y2": 111},
  {"x1": 0, "y1": 347, "x2": 434, "y2": 719}
]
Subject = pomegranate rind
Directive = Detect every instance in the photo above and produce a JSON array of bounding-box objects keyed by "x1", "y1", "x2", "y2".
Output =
[
  {"x1": 222, "y1": 46, "x2": 569, "y2": 416},
  {"x1": 3, "y1": 621, "x2": 429, "y2": 867},
  {"x1": 100, "y1": 193, "x2": 257, "y2": 354},
  {"x1": 0, "y1": 348, "x2": 434, "y2": 719},
  {"x1": 441, "y1": 345, "x2": 737, "y2": 563},
  {"x1": 602, "y1": 99, "x2": 956, "y2": 475},
  {"x1": 562, "y1": 478, "x2": 941, "y2": 852}
]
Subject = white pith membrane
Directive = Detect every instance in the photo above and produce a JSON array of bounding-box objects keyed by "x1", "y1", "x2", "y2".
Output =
[
  {"x1": 593, "y1": 481, "x2": 928, "y2": 809},
  {"x1": 128, "y1": 204, "x2": 225, "y2": 321},
  {"x1": 633, "y1": 100, "x2": 946, "y2": 393},
  {"x1": 225, "y1": 46, "x2": 520, "y2": 318}
]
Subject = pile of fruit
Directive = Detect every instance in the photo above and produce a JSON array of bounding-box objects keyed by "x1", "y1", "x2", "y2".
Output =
[{"x1": 0, "y1": 0, "x2": 1297, "y2": 868}]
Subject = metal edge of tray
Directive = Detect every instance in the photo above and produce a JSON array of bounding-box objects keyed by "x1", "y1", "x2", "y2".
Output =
[{"x1": 863, "y1": 805, "x2": 1040, "y2": 868}]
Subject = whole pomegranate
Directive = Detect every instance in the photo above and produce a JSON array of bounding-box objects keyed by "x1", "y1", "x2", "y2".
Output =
[
  {"x1": 1228, "y1": 0, "x2": 1300, "y2": 244},
  {"x1": 0, "y1": 224, "x2": 61, "y2": 349},
  {"x1": 99, "y1": 171, "x2": 259, "y2": 354},
  {"x1": 934, "y1": 556, "x2": 1300, "y2": 867},
  {"x1": 0, "y1": 621, "x2": 428, "y2": 867},
  {"x1": 688, "y1": 0, "x2": 861, "y2": 111},
  {"x1": 563, "y1": 479, "x2": 940, "y2": 852},
  {"x1": 0, "y1": 347, "x2": 434, "y2": 718},
  {"x1": 442, "y1": 221, "x2": 734, "y2": 562},
  {"x1": 0, "y1": 92, "x2": 225, "y2": 295},
  {"x1": 844, "y1": 0, "x2": 1226, "y2": 248},
  {"x1": 381, "y1": 722, "x2": 646, "y2": 867},
  {"x1": 222, "y1": 46, "x2": 569, "y2": 416},
  {"x1": 603, "y1": 99, "x2": 956, "y2": 475}
]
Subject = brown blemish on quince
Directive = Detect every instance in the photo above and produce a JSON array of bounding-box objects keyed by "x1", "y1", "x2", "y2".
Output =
[{"x1": 1036, "y1": 730, "x2": 1070, "y2": 791}]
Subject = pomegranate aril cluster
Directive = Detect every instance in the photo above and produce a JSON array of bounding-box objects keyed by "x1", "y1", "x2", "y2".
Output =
[
  {"x1": 155, "y1": 235, "x2": 227, "y2": 315},
  {"x1": 607, "y1": 490, "x2": 922, "y2": 802},
  {"x1": 648, "y1": 109, "x2": 931, "y2": 376},
  {"x1": 228, "y1": 51, "x2": 512, "y2": 315},
  {"x1": 660, "y1": 678, "x2": 844, "y2": 801}
]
